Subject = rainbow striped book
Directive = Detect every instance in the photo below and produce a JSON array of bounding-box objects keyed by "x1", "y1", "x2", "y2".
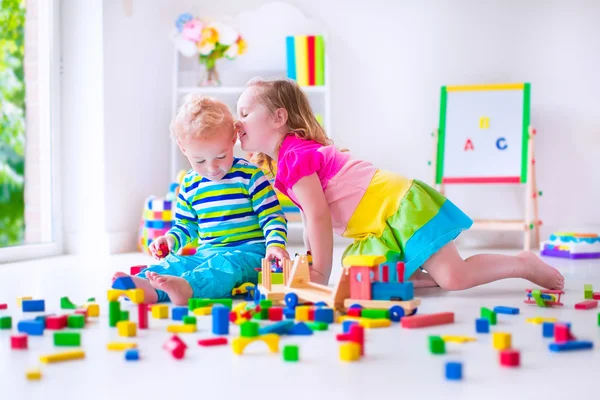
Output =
[{"x1": 286, "y1": 35, "x2": 325, "y2": 86}]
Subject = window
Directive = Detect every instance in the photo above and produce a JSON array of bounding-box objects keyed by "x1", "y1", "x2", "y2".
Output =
[{"x1": 0, "y1": 0, "x2": 61, "y2": 262}]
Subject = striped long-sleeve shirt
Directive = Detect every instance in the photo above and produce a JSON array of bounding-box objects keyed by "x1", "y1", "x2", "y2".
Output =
[{"x1": 166, "y1": 158, "x2": 288, "y2": 252}]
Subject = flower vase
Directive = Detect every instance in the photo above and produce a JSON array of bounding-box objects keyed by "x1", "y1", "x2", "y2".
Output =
[{"x1": 200, "y1": 66, "x2": 221, "y2": 87}]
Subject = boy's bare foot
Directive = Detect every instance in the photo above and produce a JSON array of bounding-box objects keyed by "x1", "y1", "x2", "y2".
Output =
[
  {"x1": 146, "y1": 272, "x2": 193, "y2": 306},
  {"x1": 111, "y1": 272, "x2": 158, "y2": 303},
  {"x1": 519, "y1": 251, "x2": 565, "y2": 290},
  {"x1": 409, "y1": 269, "x2": 439, "y2": 288}
]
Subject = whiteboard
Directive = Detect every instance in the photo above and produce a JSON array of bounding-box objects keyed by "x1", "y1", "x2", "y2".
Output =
[{"x1": 436, "y1": 83, "x2": 530, "y2": 184}]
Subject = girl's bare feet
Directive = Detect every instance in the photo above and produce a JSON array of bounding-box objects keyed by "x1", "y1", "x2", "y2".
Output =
[
  {"x1": 111, "y1": 272, "x2": 158, "y2": 303},
  {"x1": 146, "y1": 272, "x2": 193, "y2": 306},
  {"x1": 519, "y1": 251, "x2": 565, "y2": 290},
  {"x1": 409, "y1": 269, "x2": 439, "y2": 288}
]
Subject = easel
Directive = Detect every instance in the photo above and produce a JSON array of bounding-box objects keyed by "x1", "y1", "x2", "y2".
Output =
[{"x1": 431, "y1": 125, "x2": 541, "y2": 251}]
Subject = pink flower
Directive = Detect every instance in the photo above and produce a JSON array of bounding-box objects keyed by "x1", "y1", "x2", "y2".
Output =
[{"x1": 181, "y1": 19, "x2": 203, "y2": 42}]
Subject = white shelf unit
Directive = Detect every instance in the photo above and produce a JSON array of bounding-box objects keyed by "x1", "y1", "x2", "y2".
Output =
[{"x1": 169, "y1": 2, "x2": 330, "y2": 242}]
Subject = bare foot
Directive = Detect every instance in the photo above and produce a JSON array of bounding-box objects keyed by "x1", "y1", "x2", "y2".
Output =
[
  {"x1": 409, "y1": 269, "x2": 440, "y2": 288},
  {"x1": 111, "y1": 272, "x2": 158, "y2": 303},
  {"x1": 147, "y1": 272, "x2": 193, "y2": 306},
  {"x1": 519, "y1": 251, "x2": 565, "y2": 290}
]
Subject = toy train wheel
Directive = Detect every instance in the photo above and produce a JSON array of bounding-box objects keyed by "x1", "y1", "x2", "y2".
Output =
[
  {"x1": 410, "y1": 307, "x2": 418, "y2": 316},
  {"x1": 389, "y1": 305, "x2": 405, "y2": 322},
  {"x1": 285, "y1": 293, "x2": 299, "y2": 308},
  {"x1": 348, "y1": 304, "x2": 363, "y2": 309}
]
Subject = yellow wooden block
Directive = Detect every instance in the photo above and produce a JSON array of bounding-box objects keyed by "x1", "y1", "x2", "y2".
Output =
[
  {"x1": 193, "y1": 306, "x2": 212, "y2": 316},
  {"x1": 232, "y1": 302, "x2": 248, "y2": 313},
  {"x1": 338, "y1": 316, "x2": 391, "y2": 329},
  {"x1": 442, "y1": 335, "x2": 477, "y2": 343},
  {"x1": 17, "y1": 296, "x2": 32, "y2": 307},
  {"x1": 107, "y1": 342, "x2": 137, "y2": 351},
  {"x1": 167, "y1": 324, "x2": 197, "y2": 333},
  {"x1": 40, "y1": 350, "x2": 85, "y2": 364},
  {"x1": 295, "y1": 305, "x2": 310, "y2": 321},
  {"x1": 107, "y1": 289, "x2": 144, "y2": 304},
  {"x1": 526, "y1": 317, "x2": 558, "y2": 325},
  {"x1": 117, "y1": 321, "x2": 137, "y2": 337},
  {"x1": 492, "y1": 332, "x2": 511, "y2": 350},
  {"x1": 85, "y1": 303, "x2": 100, "y2": 317},
  {"x1": 340, "y1": 342, "x2": 361, "y2": 361},
  {"x1": 26, "y1": 369, "x2": 42, "y2": 380},
  {"x1": 231, "y1": 334, "x2": 279, "y2": 355},
  {"x1": 152, "y1": 305, "x2": 169, "y2": 319},
  {"x1": 342, "y1": 255, "x2": 386, "y2": 267}
]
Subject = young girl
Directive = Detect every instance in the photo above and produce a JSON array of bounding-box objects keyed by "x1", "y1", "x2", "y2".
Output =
[
  {"x1": 113, "y1": 94, "x2": 289, "y2": 305},
  {"x1": 235, "y1": 77, "x2": 564, "y2": 290}
]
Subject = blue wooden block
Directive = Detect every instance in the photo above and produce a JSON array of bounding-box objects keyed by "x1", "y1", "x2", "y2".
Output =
[
  {"x1": 549, "y1": 340, "x2": 593, "y2": 352},
  {"x1": 125, "y1": 349, "x2": 139, "y2": 361},
  {"x1": 172, "y1": 307, "x2": 188, "y2": 321},
  {"x1": 342, "y1": 320, "x2": 358, "y2": 333},
  {"x1": 314, "y1": 301, "x2": 327, "y2": 307},
  {"x1": 283, "y1": 307, "x2": 296, "y2": 319},
  {"x1": 22, "y1": 300, "x2": 45, "y2": 312},
  {"x1": 211, "y1": 305, "x2": 229, "y2": 335},
  {"x1": 475, "y1": 318, "x2": 489, "y2": 333},
  {"x1": 314, "y1": 308, "x2": 334, "y2": 324},
  {"x1": 445, "y1": 361, "x2": 462, "y2": 380},
  {"x1": 112, "y1": 276, "x2": 136, "y2": 290},
  {"x1": 259, "y1": 320, "x2": 294, "y2": 335},
  {"x1": 371, "y1": 282, "x2": 414, "y2": 301},
  {"x1": 18, "y1": 320, "x2": 45, "y2": 336},
  {"x1": 493, "y1": 306, "x2": 519, "y2": 315},
  {"x1": 289, "y1": 322, "x2": 313, "y2": 336},
  {"x1": 542, "y1": 322, "x2": 555, "y2": 338}
]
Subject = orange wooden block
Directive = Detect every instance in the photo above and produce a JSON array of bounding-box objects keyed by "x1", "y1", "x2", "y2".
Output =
[{"x1": 401, "y1": 312, "x2": 455, "y2": 328}]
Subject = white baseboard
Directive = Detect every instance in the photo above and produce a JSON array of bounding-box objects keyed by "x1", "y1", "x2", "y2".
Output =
[{"x1": 65, "y1": 231, "x2": 138, "y2": 255}]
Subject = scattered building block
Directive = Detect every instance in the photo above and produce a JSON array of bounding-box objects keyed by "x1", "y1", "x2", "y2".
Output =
[
  {"x1": 475, "y1": 318, "x2": 490, "y2": 333},
  {"x1": 67, "y1": 314, "x2": 85, "y2": 329},
  {"x1": 549, "y1": 340, "x2": 593, "y2": 352},
  {"x1": 289, "y1": 322, "x2": 313, "y2": 336},
  {"x1": 336, "y1": 325, "x2": 364, "y2": 356},
  {"x1": 22, "y1": 299, "x2": 45, "y2": 312},
  {"x1": 193, "y1": 306, "x2": 213, "y2": 316},
  {"x1": 429, "y1": 336, "x2": 445, "y2": 354},
  {"x1": 314, "y1": 308, "x2": 334, "y2": 324},
  {"x1": 259, "y1": 320, "x2": 294, "y2": 336},
  {"x1": 130, "y1": 265, "x2": 146, "y2": 275},
  {"x1": 18, "y1": 320, "x2": 44, "y2": 336},
  {"x1": 172, "y1": 307, "x2": 188, "y2": 321},
  {"x1": 445, "y1": 361, "x2": 462, "y2": 380},
  {"x1": 163, "y1": 335, "x2": 187, "y2": 359},
  {"x1": 232, "y1": 333, "x2": 279, "y2": 355},
  {"x1": 107, "y1": 288, "x2": 144, "y2": 304},
  {"x1": 0, "y1": 316, "x2": 12, "y2": 329},
  {"x1": 295, "y1": 306, "x2": 311, "y2": 321},
  {"x1": 109, "y1": 301, "x2": 121, "y2": 327},
  {"x1": 480, "y1": 308, "x2": 497, "y2": 325},
  {"x1": 54, "y1": 332, "x2": 81, "y2": 346},
  {"x1": 268, "y1": 307, "x2": 283, "y2": 321},
  {"x1": 347, "y1": 308, "x2": 362, "y2": 317},
  {"x1": 107, "y1": 342, "x2": 137, "y2": 351},
  {"x1": 306, "y1": 321, "x2": 329, "y2": 331},
  {"x1": 338, "y1": 316, "x2": 391, "y2": 329},
  {"x1": 542, "y1": 322, "x2": 555, "y2": 338},
  {"x1": 85, "y1": 303, "x2": 100, "y2": 318},
  {"x1": 40, "y1": 350, "x2": 85, "y2": 363},
  {"x1": 112, "y1": 276, "x2": 136, "y2": 290},
  {"x1": 401, "y1": 312, "x2": 455, "y2": 329},
  {"x1": 152, "y1": 305, "x2": 169, "y2": 319},
  {"x1": 554, "y1": 323, "x2": 574, "y2": 343},
  {"x1": 167, "y1": 324, "x2": 197, "y2": 333},
  {"x1": 575, "y1": 300, "x2": 598, "y2": 310},
  {"x1": 492, "y1": 332, "x2": 511, "y2": 350},
  {"x1": 361, "y1": 309, "x2": 389, "y2": 319},
  {"x1": 442, "y1": 335, "x2": 476, "y2": 343},
  {"x1": 493, "y1": 306, "x2": 519, "y2": 315},
  {"x1": 183, "y1": 316, "x2": 197, "y2": 325},
  {"x1": 500, "y1": 349, "x2": 520, "y2": 367},
  {"x1": 283, "y1": 345, "x2": 299, "y2": 362},
  {"x1": 339, "y1": 342, "x2": 361, "y2": 362},
  {"x1": 125, "y1": 349, "x2": 139, "y2": 361},
  {"x1": 342, "y1": 320, "x2": 358, "y2": 333},
  {"x1": 16, "y1": 296, "x2": 32, "y2": 307},
  {"x1": 198, "y1": 337, "x2": 228, "y2": 347},
  {"x1": 212, "y1": 305, "x2": 230, "y2": 335},
  {"x1": 11, "y1": 334, "x2": 28, "y2": 349},
  {"x1": 526, "y1": 317, "x2": 557, "y2": 324},
  {"x1": 26, "y1": 369, "x2": 42, "y2": 380},
  {"x1": 584, "y1": 284, "x2": 593, "y2": 299},
  {"x1": 0, "y1": 303, "x2": 6, "y2": 310},
  {"x1": 117, "y1": 321, "x2": 137, "y2": 337},
  {"x1": 60, "y1": 297, "x2": 77, "y2": 309},
  {"x1": 120, "y1": 310, "x2": 129, "y2": 321},
  {"x1": 188, "y1": 298, "x2": 232, "y2": 310},
  {"x1": 138, "y1": 303, "x2": 148, "y2": 329}
]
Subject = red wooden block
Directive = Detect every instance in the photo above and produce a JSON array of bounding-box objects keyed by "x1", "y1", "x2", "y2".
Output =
[
  {"x1": 593, "y1": 293, "x2": 600, "y2": 300},
  {"x1": 499, "y1": 349, "x2": 520, "y2": 367},
  {"x1": 229, "y1": 311, "x2": 237, "y2": 323},
  {"x1": 575, "y1": 300, "x2": 598, "y2": 310},
  {"x1": 396, "y1": 262, "x2": 405, "y2": 283},
  {"x1": 46, "y1": 315, "x2": 67, "y2": 330},
  {"x1": 138, "y1": 303, "x2": 148, "y2": 329},
  {"x1": 308, "y1": 308, "x2": 315, "y2": 321},
  {"x1": 554, "y1": 324, "x2": 572, "y2": 343},
  {"x1": 347, "y1": 308, "x2": 362, "y2": 317},
  {"x1": 381, "y1": 265, "x2": 389, "y2": 283},
  {"x1": 401, "y1": 312, "x2": 455, "y2": 329},
  {"x1": 0, "y1": 304, "x2": 7, "y2": 310},
  {"x1": 163, "y1": 335, "x2": 187, "y2": 359},
  {"x1": 268, "y1": 307, "x2": 283, "y2": 321},
  {"x1": 198, "y1": 337, "x2": 228, "y2": 347},
  {"x1": 130, "y1": 265, "x2": 147, "y2": 276},
  {"x1": 11, "y1": 334, "x2": 28, "y2": 350},
  {"x1": 156, "y1": 243, "x2": 169, "y2": 259},
  {"x1": 336, "y1": 325, "x2": 365, "y2": 356}
]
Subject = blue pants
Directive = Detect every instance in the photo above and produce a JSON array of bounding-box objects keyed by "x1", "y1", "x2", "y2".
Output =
[{"x1": 136, "y1": 243, "x2": 264, "y2": 302}]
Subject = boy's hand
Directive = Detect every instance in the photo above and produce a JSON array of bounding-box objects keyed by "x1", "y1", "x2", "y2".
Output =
[
  {"x1": 265, "y1": 246, "x2": 290, "y2": 263},
  {"x1": 149, "y1": 236, "x2": 175, "y2": 260}
]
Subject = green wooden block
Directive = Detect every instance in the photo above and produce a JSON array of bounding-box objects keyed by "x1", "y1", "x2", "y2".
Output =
[
  {"x1": 584, "y1": 284, "x2": 593, "y2": 300},
  {"x1": 0, "y1": 316, "x2": 12, "y2": 329},
  {"x1": 252, "y1": 308, "x2": 269, "y2": 320},
  {"x1": 87, "y1": 297, "x2": 96, "y2": 302},
  {"x1": 306, "y1": 321, "x2": 329, "y2": 331},
  {"x1": 120, "y1": 310, "x2": 129, "y2": 321},
  {"x1": 480, "y1": 307, "x2": 497, "y2": 325},
  {"x1": 258, "y1": 272, "x2": 284, "y2": 285},
  {"x1": 189, "y1": 298, "x2": 233, "y2": 310},
  {"x1": 259, "y1": 299, "x2": 273, "y2": 309},
  {"x1": 429, "y1": 335, "x2": 445, "y2": 354},
  {"x1": 54, "y1": 332, "x2": 81, "y2": 346},
  {"x1": 183, "y1": 316, "x2": 197, "y2": 325},
  {"x1": 68, "y1": 314, "x2": 85, "y2": 329},
  {"x1": 109, "y1": 301, "x2": 121, "y2": 327},
  {"x1": 240, "y1": 321, "x2": 259, "y2": 338},
  {"x1": 283, "y1": 345, "x2": 299, "y2": 362},
  {"x1": 361, "y1": 309, "x2": 389, "y2": 319},
  {"x1": 61, "y1": 296, "x2": 77, "y2": 309}
]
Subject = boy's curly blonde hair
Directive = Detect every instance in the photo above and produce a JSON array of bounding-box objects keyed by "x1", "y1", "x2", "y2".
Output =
[{"x1": 170, "y1": 94, "x2": 235, "y2": 140}]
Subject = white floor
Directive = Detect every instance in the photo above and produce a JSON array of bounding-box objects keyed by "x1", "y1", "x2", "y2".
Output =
[{"x1": 0, "y1": 246, "x2": 599, "y2": 400}]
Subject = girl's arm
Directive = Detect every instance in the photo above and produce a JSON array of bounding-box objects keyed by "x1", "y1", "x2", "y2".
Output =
[{"x1": 292, "y1": 173, "x2": 333, "y2": 285}]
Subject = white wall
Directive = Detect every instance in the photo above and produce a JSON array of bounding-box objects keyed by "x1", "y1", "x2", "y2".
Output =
[{"x1": 63, "y1": 0, "x2": 600, "y2": 253}]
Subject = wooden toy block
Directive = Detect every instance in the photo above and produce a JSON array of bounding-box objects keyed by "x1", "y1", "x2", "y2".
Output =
[
  {"x1": 40, "y1": 350, "x2": 85, "y2": 363},
  {"x1": 26, "y1": 369, "x2": 42, "y2": 380},
  {"x1": 268, "y1": 307, "x2": 283, "y2": 321},
  {"x1": 314, "y1": 308, "x2": 334, "y2": 323},
  {"x1": 295, "y1": 305, "x2": 310, "y2": 321},
  {"x1": 54, "y1": 332, "x2": 81, "y2": 346},
  {"x1": 112, "y1": 276, "x2": 136, "y2": 290},
  {"x1": 117, "y1": 321, "x2": 137, "y2": 337},
  {"x1": 336, "y1": 325, "x2": 365, "y2": 355},
  {"x1": 68, "y1": 314, "x2": 85, "y2": 329},
  {"x1": 475, "y1": 318, "x2": 489, "y2": 333},
  {"x1": 125, "y1": 349, "x2": 140, "y2": 361},
  {"x1": 193, "y1": 306, "x2": 212, "y2": 316},
  {"x1": 401, "y1": 312, "x2": 455, "y2": 329},
  {"x1": 0, "y1": 303, "x2": 6, "y2": 310},
  {"x1": 259, "y1": 320, "x2": 295, "y2": 336},
  {"x1": 240, "y1": 321, "x2": 260, "y2": 338},
  {"x1": 18, "y1": 320, "x2": 44, "y2": 335},
  {"x1": 152, "y1": 305, "x2": 169, "y2": 319},
  {"x1": 172, "y1": 307, "x2": 188, "y2": 321},
  {"x1": 442, "y1": 335, "x2": 476, "y2": 343},
  {"x1": 342, "y1": 320, "x2": 358, "y2": 333},
  {"x1": 60, "y1": 296, "x2": 77, "y2": 309},
  {"x1": 11, "y1": 334, "x2": 28, "y2": 349},
  {"x1": 500, "y1": 349, "x2": 520, "y2": 367},
  {"x1": 189, "y1": 298, "x2": 233, "y2": 310},
  {"x1": 526, "y1": 316, "x2": 557, "y2": 324},
  {"x1": 339, "y1": 342, "x2": 361, "y2": 362},
  {"x1": 0, "y1": 316, "x2": 12, "y2": 329},
  {"x1": 163, "y1": 335, "x2": 188, "y2": 359},
  {"x1": 22, "y1": 299, "x2": 45, "y2": 312},
  {"x1": 429, "y1": 336, "x2": 446, "y2": 354},
  {"x1": 107, "y1": 288, "x2": 144, "y2": 304},
  {"x1": 283, "y1": 345, "x2": 299, "y2": 361},
  {"x1": 85, "y1": 303, "x2": 100, "y2": 317},
  {"x1": 167, "y1": 324, "x2": 197, "y2": 333},
  {"x1": 554, "y1": 323, "x2": 574, "y2": 343},
  {"x1": 445, "y1": 362, "x2": 462, "y2": 380},
  {"x1": 584, "y1": 284, "x2": 593, "y2": 299},
  {"x1": 198, "y1": 337, "x2": 228, "y2": 347},
  {"x1": 16, "y1": 296, "x2": 32, "y2": 307},
  {"x1": 109, "y1": 301, "x2": 121, "y2": 327},
  {"x1": 338, "y1": 316, "x2": 391, "y2": 329},
  {"x1": 107, "y1": 342, "x2": 137, "y2": 351},
  {"x1": 306, "y1": 321, "x2": 329, "y2": 331},
  {"x1": 575, "y1": 300, "x2": 598, "y2": 310},
  {"x1": 549, "y1": 340, "x2": 593, "y2": 352},
  {"x1": 361, "y1": 309, "x2": 389, "y2": 319},
  {"x1": 212, "y1": 305, "x2": 230, "y2": 335},
  {"x1": 480, "y1": 307, "x2": 497, "y2": 325},
  {"x1": 289, "y1": 322, "x2": 313, "y2": 335},
  {"x1": 594, "y1": 293, "x2": 600, "y2": 300},
  {"x1": 492, "y1": 332, "x2": 511, "y2": 350},
  {"x1": 183, "y1": 316, "x2": 197, "y2": 325},
  {"x1": 232, "y1": 333, "x2": 279, "y2": 355},
  {"x1": 119, "y1": 310, "x2": 129, "y2": 321},
  {"x1": 138, "y1": 303, "x2": 148, "y2": 329},
  {"x1": 493, "y1": 306, "x2": 519, "y2": 315},
  {"x1": 543, "y1": 322, "x2": 555, "y2": 338},
  {"x1": 156, "y1": 242, "x2": 169, "y2": 258},
  {"x1": 130, "y1": 265, "x2": 146, "y2": 275}
]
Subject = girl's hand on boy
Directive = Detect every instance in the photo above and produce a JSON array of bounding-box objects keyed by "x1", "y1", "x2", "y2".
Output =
[
  {"x1": 149, "y1": 236, "x2": 175, "y2": 260},
  {"x1": 265, "y1": 246, "x2": 290, "y2": 263}
]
